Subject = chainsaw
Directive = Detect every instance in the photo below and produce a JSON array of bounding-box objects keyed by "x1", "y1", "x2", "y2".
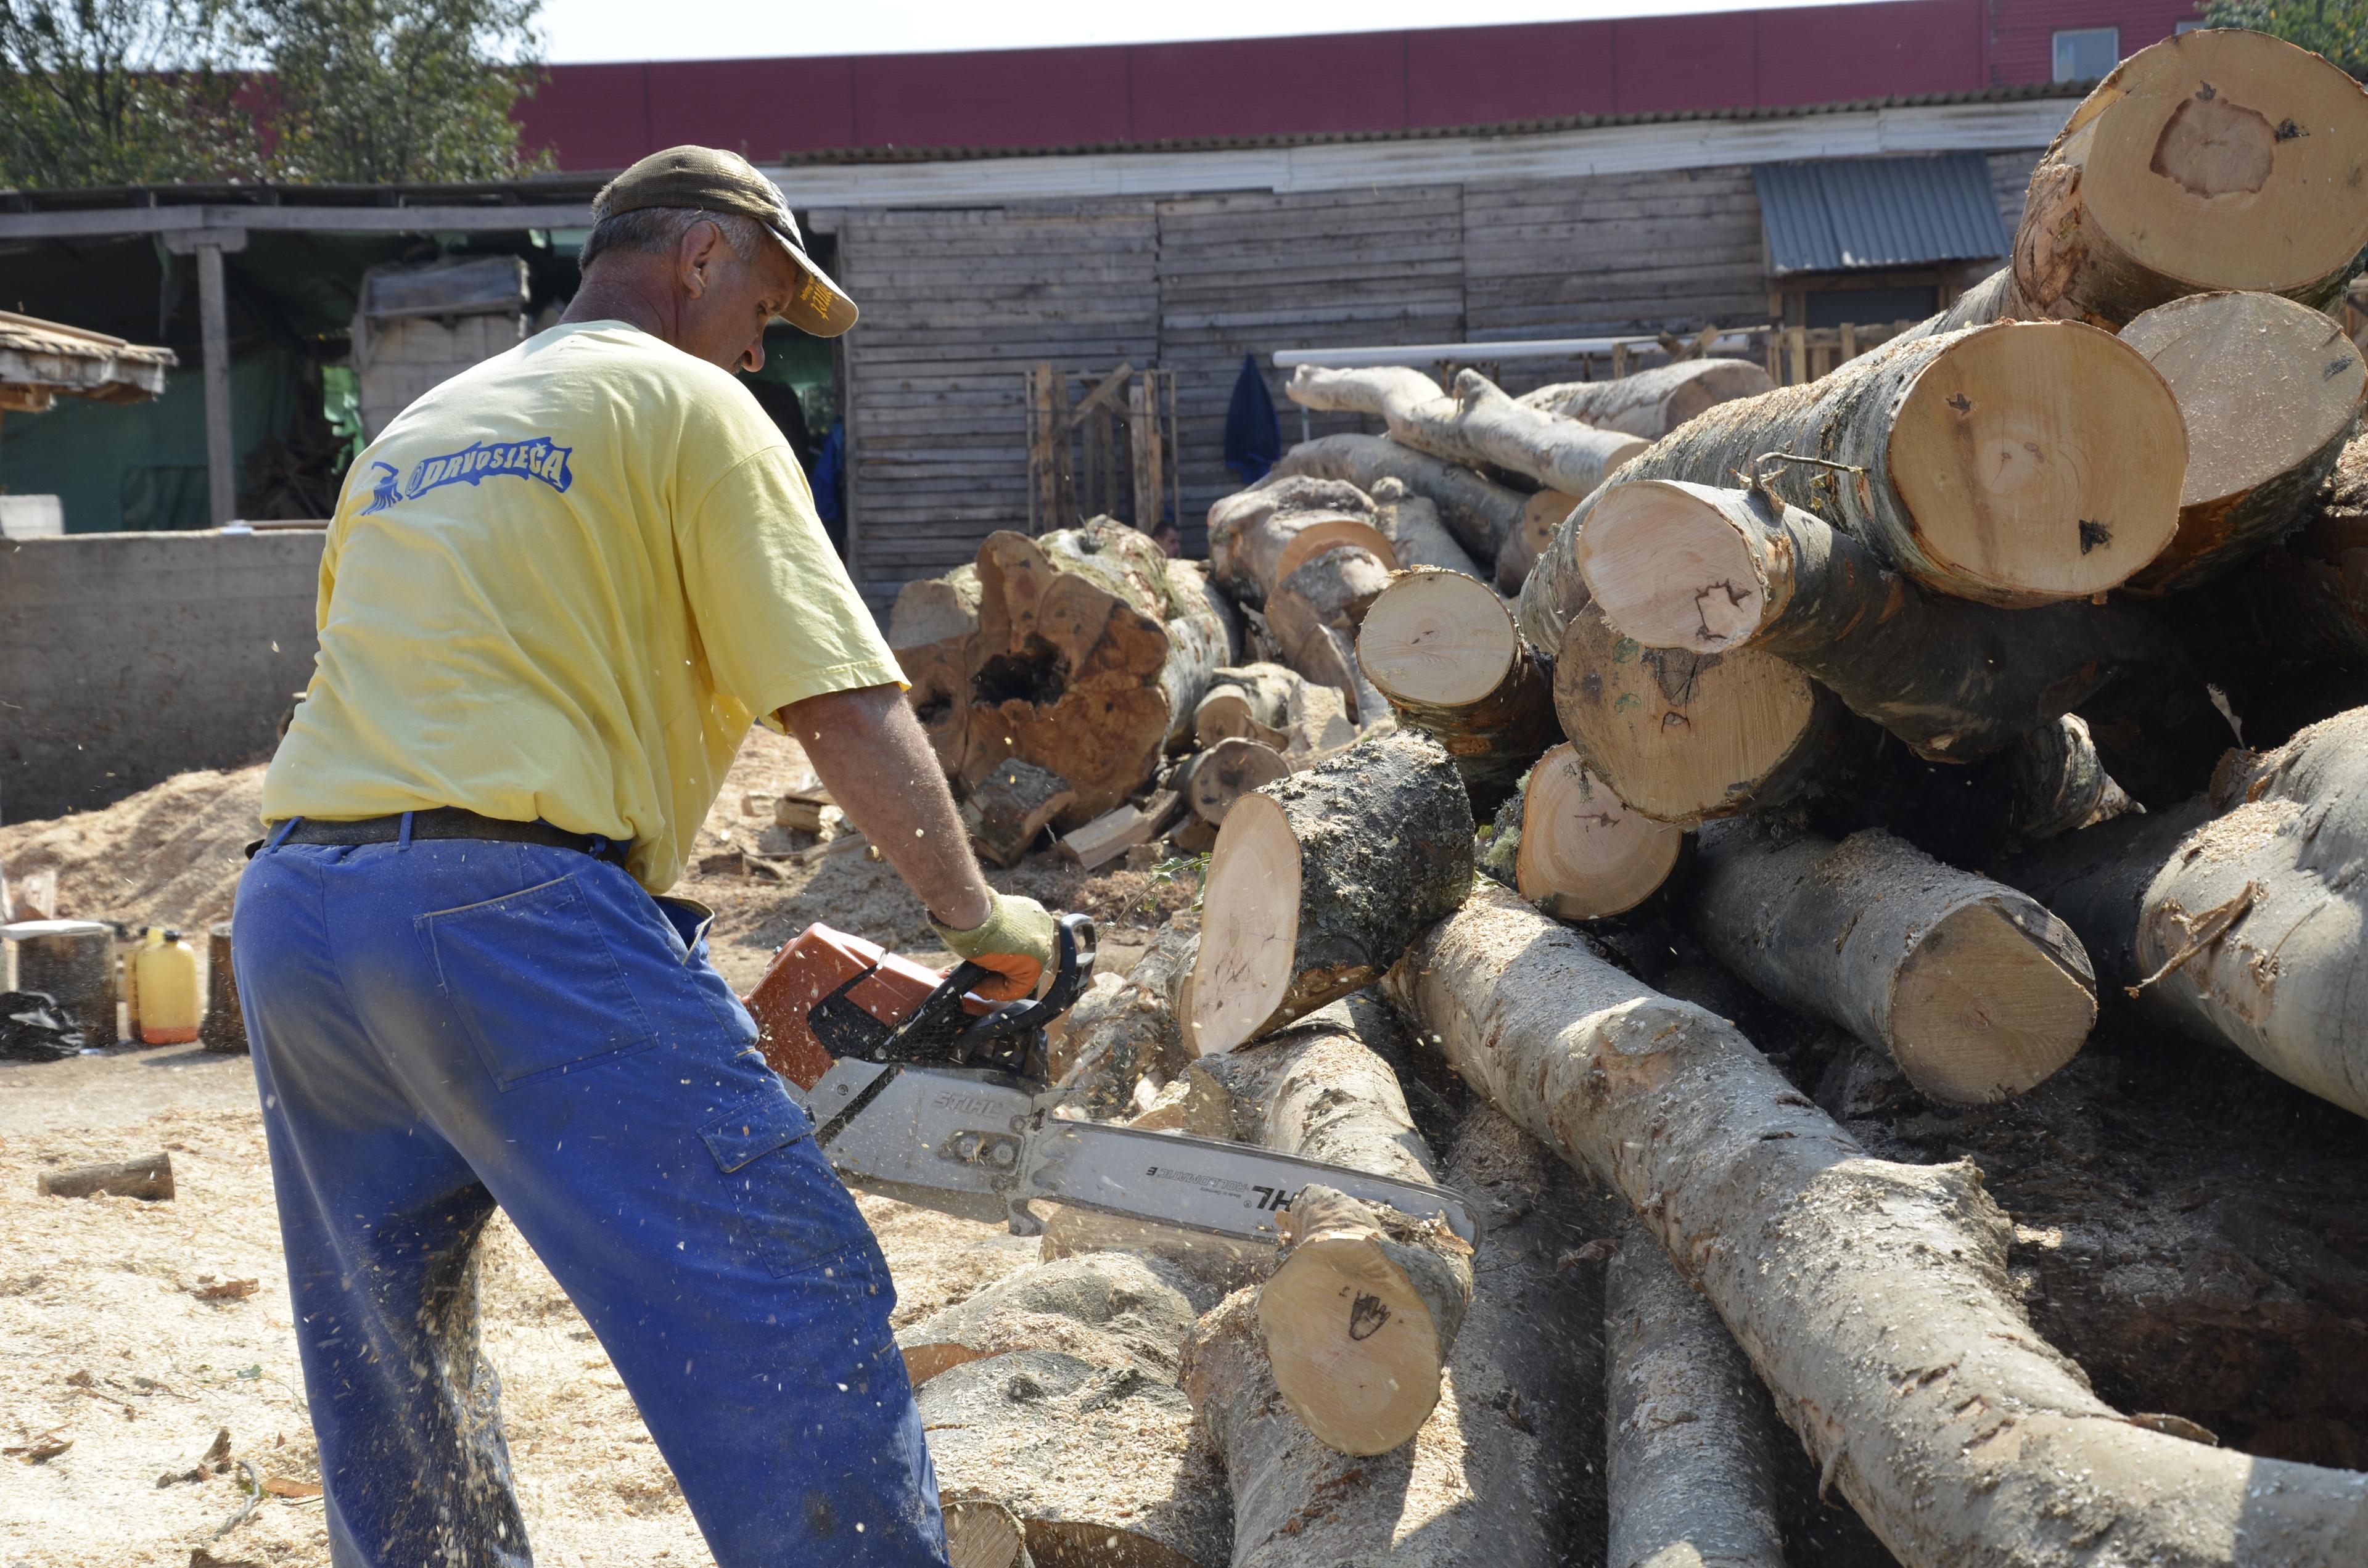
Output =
[{"x1": 742, "y1": 915, "x2": 1478, "y2": 1250}]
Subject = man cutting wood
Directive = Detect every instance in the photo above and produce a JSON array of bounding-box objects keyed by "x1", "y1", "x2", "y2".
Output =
[{"x1": 233, "y1": 147, "x2": 1054, "y2": 1568}]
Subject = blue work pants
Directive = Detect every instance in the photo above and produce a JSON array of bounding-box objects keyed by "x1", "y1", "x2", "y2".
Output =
[{"x1": 232, "y1": 832, "x2": 950, "y2": 1568}]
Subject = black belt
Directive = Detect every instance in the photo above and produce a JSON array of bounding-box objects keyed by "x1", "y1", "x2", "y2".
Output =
[{"x1": 259, "y1": 808, "x2": 630, "y2": 866}]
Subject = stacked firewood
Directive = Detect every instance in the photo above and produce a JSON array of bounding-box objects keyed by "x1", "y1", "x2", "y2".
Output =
[{"x1": 888, "y1": 31, "x2": 2368, "y2": 1568}]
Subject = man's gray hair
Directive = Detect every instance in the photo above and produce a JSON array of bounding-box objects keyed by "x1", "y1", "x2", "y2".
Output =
[{"x1": 577, "y1": 207, "x2": 768, "y2": 271}]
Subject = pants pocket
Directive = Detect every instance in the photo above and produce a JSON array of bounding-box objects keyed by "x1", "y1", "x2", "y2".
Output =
[
  {"x1": 418, "y1": 872, "x2": 659, "y2": 1088},
  {"x1": 702, "y1": 1090, "x2": 884, "y2": 1281}
]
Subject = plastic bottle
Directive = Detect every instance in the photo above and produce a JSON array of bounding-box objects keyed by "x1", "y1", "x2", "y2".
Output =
[{"x1": 136, "y1": 927, "x2": 202, "y2": 1045}]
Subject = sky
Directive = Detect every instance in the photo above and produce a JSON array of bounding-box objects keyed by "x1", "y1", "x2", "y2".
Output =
[{"x1": 535, "y1": 0, "x2": 1875, "y2": 65}]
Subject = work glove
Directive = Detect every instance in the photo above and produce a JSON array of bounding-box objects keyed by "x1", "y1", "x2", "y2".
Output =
[{"x1": 932, "y1": 892, "x2": 1058, "y2": 1003}]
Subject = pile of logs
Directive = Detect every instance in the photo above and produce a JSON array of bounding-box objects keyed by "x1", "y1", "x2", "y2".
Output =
[{"x1": 885, "y1": 31, "x2": 2368, "y2": 1568}]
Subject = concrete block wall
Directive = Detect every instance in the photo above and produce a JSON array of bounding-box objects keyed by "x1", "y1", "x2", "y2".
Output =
[
  {"x1": 358, "y1": 314, "x2": 528, "y2": 438},
  {"x1": 0, "y1": 529, "x2": 326, "y2": 822}
]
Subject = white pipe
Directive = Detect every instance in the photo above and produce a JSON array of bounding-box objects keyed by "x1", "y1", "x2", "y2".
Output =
[{"x1": 1272, "y1": 334, "x2": 1760, "y2": 369}]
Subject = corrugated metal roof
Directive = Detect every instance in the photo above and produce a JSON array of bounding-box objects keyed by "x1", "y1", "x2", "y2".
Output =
[{"x1": 1755, "y1": 154, "x2": 2011, "y2": 276}]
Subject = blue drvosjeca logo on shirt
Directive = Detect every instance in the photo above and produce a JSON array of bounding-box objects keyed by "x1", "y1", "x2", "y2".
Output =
[{"x1": 360, "y1": 437, "x2": 574, "y2": 514}]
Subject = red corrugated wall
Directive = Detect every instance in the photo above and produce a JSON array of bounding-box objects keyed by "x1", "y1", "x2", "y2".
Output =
[{"x1": 515, "y1": 0, "x2": 2206, "y2": 171}]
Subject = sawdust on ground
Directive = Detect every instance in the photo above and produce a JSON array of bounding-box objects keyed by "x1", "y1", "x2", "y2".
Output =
[{"x1": 0, "y1": 726, "x2": 1198, "y2": 1566}]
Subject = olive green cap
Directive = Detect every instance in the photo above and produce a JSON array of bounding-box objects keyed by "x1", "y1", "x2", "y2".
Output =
[{"x1": 592, "y1": 145, "x2": 858, "y2": 338}]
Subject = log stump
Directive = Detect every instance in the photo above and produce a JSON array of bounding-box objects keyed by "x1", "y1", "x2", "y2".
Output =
[{"x1": 1357, "y1": 567, "x2": 1559, "y2": 807}]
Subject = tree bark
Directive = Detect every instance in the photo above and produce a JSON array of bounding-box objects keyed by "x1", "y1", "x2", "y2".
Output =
[
  {"x1": 1553, "y1": 597, "x2": 1852, "y2": 825},
  {"x1": 1479, "y1": 744, "x2": 1688, "y2": 923},
  {"x1": 2115, "y1": 290, "x2": 2367, "y2": 594},
  {"x1": 963, "y1": 523, "x2": 1237, "y2": 824},
  {"x1": 1605, "y1": 1221, "x2": 1785, "y2": 1568},
  {"x1": 1169, "y1": 559, "x2": 1244, "y2": 749},
  {"x1": 1692, "y1": 821, "x2": 2097, "y2": 1105},
  {"x1": 1193, "y1": 663, "x2": 1355, "y2": 758},
  {"x1": 1993, "y1": 705, "x2": 2368, "y2": 1121},
  {"x1": 1574, "y1": 477, "x2": 2199, "y2": 763},
  {"x1": 1519, "y1": 358, "x2": 1777, "y2": 440},
  {"x1": 1356, "y1": 567, "x2": 1560, "y2": 809},
  {"x1": 916, "y1": 1346, "x2": 1231, "y2": 1568},
  {"x1": 37, "y1": 1152, "x2": 173, "y2": 1201},
  {"x1": 1262, "y1": 548, "x2": 1397, "y2": 710},
  {"x1": 1368, "y1": 477, "x2": 1485, "y2": 578},
  {"x1": 1207, "y1": 476, "x2": 1398, "y2": 610},
  {"x1": 1051, "y1": 916, "x2": 1198, "y2": 1117},
  {"x1": 1494, "y1": 490, "x2": 1581, "y2": 597},
  {"x1": 2240, "y1": 431, "x2": 2368, "y2": 670},
  {"x1": 1273, "y1": 433, "x2": 1530, "y2": 568},
  {"x1": 2011, "y1": 30, "x2": 2368, "y2": 330},
  {"x1": 1190, "y1": 732, "x2": 1474, "y2": 1055},
  {"x1": 1386, "y1": 882, "x2": 2368, "y2": 1568},
  {"x1": 889, "y1": 563, "x2": 984, "y2": 780},
  {"x1": 1593, "y1": 322, "x2": 2188, "y2": 607},
  {"x1": 1287, "y1": 365, "x2": 1649, "y2": 502},
  {"x1": 962, "y1": 759, "x2": 1075, "y2": 868},
  {"x1": 898, "y1": 1251, "x2": 1211, "y2": 1388},
  {"x1": 1188, "y1": 998, "x2": 1474, "y2": 1457}
]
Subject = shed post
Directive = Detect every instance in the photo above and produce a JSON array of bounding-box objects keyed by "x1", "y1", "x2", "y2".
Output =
[{"x1": 166, "y1": 228, "x2": 249, "y2": 527}]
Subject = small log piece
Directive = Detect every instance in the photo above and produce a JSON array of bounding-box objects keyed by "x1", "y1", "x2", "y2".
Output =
[
  {"x1": 2013, "y1": 29, "x2": 2368, "y2": 329},
  {"x1": 1996, "y1": 705, "x2": 2368, "y2": 1121},
  {"x1": 1480, "y1": 744, "x2": 1687, "y2": 923},
  {"x1": 1273, "y1": 432, "x2": 1531, "y2": 568},
  {"x1": 1192, "y1": 663, "x2": 1354, "y2": 758},
  {"x1": 2118, "y1": 290, "x2": 2367, "y2": 594},
  {"x1": 1691, "y1": 821, "x2": 2097, "y2": 1106},
  {"x1": 1051, "y1": 916, "x2": 1198, "y2": 1116},
  {"x1": 1598, "y1": 322, "x2": 2187, "y2": 607},
  {"x1": 1606, "y1": 1222, "x2": 1785, "y2": 1568},
  {"x1": 1058, "y1": 792, "x2": 1183, "y2": 872},
  {"x1": 1184, "y1": 738, "x2": 1289, "y2": 826},
  {"x1": 1495, "y1": 489, "x2": 1582, "y2": 597},
  {"x1": 1554, "y1": 598, "x2": 1851, "y2": 825},
  {"x1": 1519, "y1": 358, "x2": 1777, "y2": 440},
  {"x1": 962, "y1": 760, "x2": 1075, "y2": 868},
  {"x1": 1287, "y1": 365, "x2": 1649, "y2": 500},
  {"x1": 1190, "y1": 732, "x2": 1473, "y2": 1055},
  {"x1": 1206, "y1": 475, "x2": 1397, "y2": 610},
  {"x1": 1389, "y1": 882, "x2": 2368, "y2": 1568},
  {"x1": 1368, "y1": 475, "x2": 1484, "y2": 578},
  {"x1": 889, "y1": 564, "x2": 984, "y2": 779},
  {"x1": 1357, "y1": 567, "x2": 1559, "y2": 806},
  {"x1": 38, "y1": 1152, "x2": 174, "y2": 1201},
  {"x1": 942, "y1": 1498, "x2": 1035, "y2": 1568},
  {"x1": 895, "y1": 1252, "x2": 1207, "y2": 1389}
]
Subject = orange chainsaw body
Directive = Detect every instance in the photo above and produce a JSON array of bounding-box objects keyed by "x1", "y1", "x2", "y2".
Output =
[{"x1": 741, "y1": 924, "x2": 987, "y2": 1090}]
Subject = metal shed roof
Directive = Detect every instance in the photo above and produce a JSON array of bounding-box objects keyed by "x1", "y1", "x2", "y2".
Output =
[{"x1": 1754, "y1": 153, "x2": 2010, "y2": 276}]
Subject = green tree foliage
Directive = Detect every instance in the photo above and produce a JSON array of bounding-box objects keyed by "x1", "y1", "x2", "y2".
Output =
[
  {"x1": 0, "y1": 0, "x2": 264, "y2": 187},
  {"x1": 2201, "y1": 1, "x2": 2368, "y2": 78},
  {"x1": 0, "y1": 0, "x2": 550, "y2": 190},
  {"x1": 246, "y1": 0, "x2": 552, "y2": 183}
]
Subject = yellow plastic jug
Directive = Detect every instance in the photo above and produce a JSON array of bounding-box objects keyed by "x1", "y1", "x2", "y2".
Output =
[{"x1": 136, "y1": 928, "x2": 201, "y2": 1045}]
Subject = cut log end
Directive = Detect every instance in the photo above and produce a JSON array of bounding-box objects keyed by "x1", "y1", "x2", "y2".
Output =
[
  {"x1": 1517, "y1": 745, "x2": 1687, "y2": 922},
  {"x1": 1256, "y1": 1186, "x2": 1470, "y2": 1458},
  {"x1": 1555, "y1": 602, "x2": 1833, "y2": 824},
  {"x1": 2074, "y1": 29, "x2": 2368, "y2": 305},
  {"x1": 1358, "y1": 568, "x2": 1518, "y2": 707},
  {"x1": 1190, "y1": 792, "x2": 1302, "y2": 1055},
  {"x1": 1186, "y1": 737, "x2": 1290, "y2": 826},
  {"x1": 942, "y1": 1498, "x2": 1032, "y2": 1568},
  {"x1": 1886, "y1": 321, "x2": 2185, "y2": 602},
  {"x1": 1888, "y1": 898, "x2": 2099, "y2": 1105},
  {"x1": 1577, "y1": 480, "x2": 1769, "y2": 654}
]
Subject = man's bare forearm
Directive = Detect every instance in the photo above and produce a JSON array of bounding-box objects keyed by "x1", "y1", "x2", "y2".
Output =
[{"x1": 778, "y1": 684, "x2": 993, "y2": 930}]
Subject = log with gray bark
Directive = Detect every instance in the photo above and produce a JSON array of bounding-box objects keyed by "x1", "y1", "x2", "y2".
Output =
[
  {"x1": 1994, "y1": 705, "x2": 2368, "y2": 1122},
  {"x1": 2250, "y1": 432, "x2": 2368, "y2": 671},
  {"x1": 1051, "y1": 916, "x2": 1198, "y2": 1117},
  {"x1": 1190, "y1": 731, "x2": 1474, "y2": 1055},
  {"x1": 2116, "y1": 290, "x2": 2366, "y2": 594},
  {"x1": 961, "y1": 758, "x2": 1075, "y2": 868},
  {"x1": 1286, "y1": 365, "x2": 1650, "y2": 501},
  {"x1": 918, "y1": 523, "x2": 1238, "y2": 824},
  {"x1": 1185, "y1": 996, "x2": 1474, "y2": 1456},
  {"x1": 2011, "y1": 29, "x2": 2368, "y2": 330},
  {"x1": 1206, "y1": 475, "x2": 1397, "y2": 611},
  {"x1": 1553, "y1": 597, "x2": 1854, "y2": 825},
  {"x1": 1605, "y1": 1221, "x2": 1785, "y2": 1568},
  {"x1": 1518, "y1": 357, "x2": 1777, "y2": 440},
  {"x1": 1355, "y1": 567, "x2": 1560, "y2": 807},
  {"x1": 1273, "y1": 433, "x2": 1530, "y2": 568},
  {"x1": 1191, "y1": 663, "x2": 1355, "y2": 758},
  {"x1": 1494, "y1": 489, "x2": 1582, "y2": 597},
  {"x1": 1690, "y1": 821, "x2": 2097, "y2": 1106},
  {"x1": 1478, "y1": 743, "x2": 1688, "y2": 923},
  {"x1": 1367, "y1": 475, "x2": 1485, "y2": 578},
  {"x1": 889, "y1": 563, "x2": 984, "y2": 779},
  {"x1": 1182, "y1": 1106, "x2": 1601, "y2": 1568},
  {"x1": 1572, "y1": 477, "x2": 2206, "y2": 765},
  {"x1": 1575, "y1": 321, "x2": 2187, "y2": 607},
  {"x1": 1388, "y1": 881, "x2": 2368, "y2": 1568}
]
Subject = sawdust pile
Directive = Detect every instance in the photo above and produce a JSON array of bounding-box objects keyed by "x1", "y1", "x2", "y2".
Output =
[{"x1": 1, "y1": 766, "x2": 266, "y2": 931}]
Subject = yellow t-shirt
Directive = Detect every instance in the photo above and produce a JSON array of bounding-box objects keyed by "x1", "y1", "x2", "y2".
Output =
[{"x1": 261, "y1": 320, "x2": 902, "y2": 893}]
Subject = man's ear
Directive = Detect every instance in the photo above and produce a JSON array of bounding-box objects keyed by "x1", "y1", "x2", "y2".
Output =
[{"x1": 678, "y1": 220, "x2": 722, "y2": 299}]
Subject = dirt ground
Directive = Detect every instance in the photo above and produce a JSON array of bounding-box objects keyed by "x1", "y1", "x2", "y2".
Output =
[{"x1": 0, "y1": 728, "x2": 1193, "y2": 1567}]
